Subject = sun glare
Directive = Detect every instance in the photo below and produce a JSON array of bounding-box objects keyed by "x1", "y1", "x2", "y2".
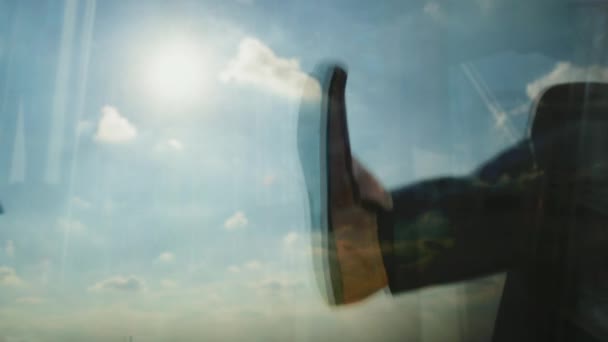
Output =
[{"x1": 141, "y1": 38, "x2": 207, "y2": 106}]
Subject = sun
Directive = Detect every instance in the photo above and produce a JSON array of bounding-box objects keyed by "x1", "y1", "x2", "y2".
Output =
[{"x1": 141, "y1": 37, "x2": 207, "y2": 106}]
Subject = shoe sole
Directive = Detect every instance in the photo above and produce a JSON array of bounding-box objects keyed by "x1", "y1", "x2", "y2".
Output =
[{"x1": 297, "y1": 63, "x2": 355, "y2": 305}]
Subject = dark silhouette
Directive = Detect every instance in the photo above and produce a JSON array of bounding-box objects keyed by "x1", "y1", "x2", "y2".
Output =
[{"x1": 298, "y1": 64, "x2": 608, "y2": 341}]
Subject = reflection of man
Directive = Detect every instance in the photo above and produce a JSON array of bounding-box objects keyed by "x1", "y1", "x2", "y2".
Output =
[{"x1": 298, "y1": 65, "x2": 608, "y2": 341}]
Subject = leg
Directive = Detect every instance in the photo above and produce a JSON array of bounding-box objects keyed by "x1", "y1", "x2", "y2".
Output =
[{"x1": 378, "y1": 176, "x2": 538, "y2": 293}]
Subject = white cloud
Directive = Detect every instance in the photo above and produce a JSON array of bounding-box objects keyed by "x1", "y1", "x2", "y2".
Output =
[
  {"x1": 244, "y1": 260, "x2": 262, "y2": 270},
  {"x1": 71, "y1": 196, "x2": 92, "y2": 209},
  {"x1": 219, "y1": 37, "x2": 321, "y2": 100},
  {"x1": 16, "y1": 297, "x2": 45, "y2": 304},
  {"x1": 94, "y1": 106, "x2": 137, "y2": 144},
  {"x1": 167, "y1": 139, "x2": 184, "y2": 151},
  {"x1": 157, "y1": 252, "x2": 175, "y2": 264},
  {"x1": 224, "y1": 211, "x2": 248, "y2": 230},
  {"x1": 412, "y1": 147, "x2": 454, "y2": 179},
  {"x1": 160, "y1": 279, "x2": 178, "y2": 289},
  {"x1": 423, "y1": 2, "x2": 443, "y2": 21},
  {"x1": 507, "y1": 102, "x2": 530, "y2": 117},
  {"x1": 471, "y1": 0, "x2": 496, "y2": 13},
  {"x1": 228, "y1": 260, "x2": 262, "y2": 273},
  {"x1": 282, "y1": 232, "x2": 299, "y2": 247},
  {"x1": 154, "y1": 139, "x2": 185, "y2": 155},
  {"x1": 57, "y1": 218, "x2": 86, "y2": 234},
  {"x1": 262, "y1": 174, "x2": 276, "y2": 186},
  {"x1": 56, "y1": 218, "x2": 105, "y2": 246},
  {"x1": 102, "y1": 199, "x2": 116, "y2": 214},
  {"x1": 5, "y1": 240, "x2": 14, "y2": 258},
  {"x1": 250, "y1": 277, "x2": 304, "y2": 298},
  {"x1": 0, "y1": 266, "x2": 22, "y2": 286},
  {"x1": 88, "y1": 275, "x2": 145, "y2": 293},
  {"x1": 527, "y1": 62, "x2": 608, "y2": 100}
]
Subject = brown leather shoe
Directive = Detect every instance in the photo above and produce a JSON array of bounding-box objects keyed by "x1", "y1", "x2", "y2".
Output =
[{"x1": 298, "y1": 64, "x2": 391, "y2": 305}]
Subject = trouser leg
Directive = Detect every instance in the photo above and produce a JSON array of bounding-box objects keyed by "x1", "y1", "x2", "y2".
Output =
[{"x1": 377, "y1": 177, "x2": 534, "y2": 293}]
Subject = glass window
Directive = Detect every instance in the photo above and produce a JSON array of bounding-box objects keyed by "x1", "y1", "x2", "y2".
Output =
[{"x1": 1, "y1": 1, "x2": 607, "y2": 341}]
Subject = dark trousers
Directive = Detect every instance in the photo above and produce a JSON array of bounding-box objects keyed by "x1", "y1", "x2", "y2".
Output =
[{"x1": 376, "y1": 140, "x2": 606, "y2": 341}]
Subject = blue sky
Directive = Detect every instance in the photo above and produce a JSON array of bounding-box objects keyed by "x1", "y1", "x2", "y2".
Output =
[{"x1": 0, "y1": 0, "x2": 607, "y2": 341}]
